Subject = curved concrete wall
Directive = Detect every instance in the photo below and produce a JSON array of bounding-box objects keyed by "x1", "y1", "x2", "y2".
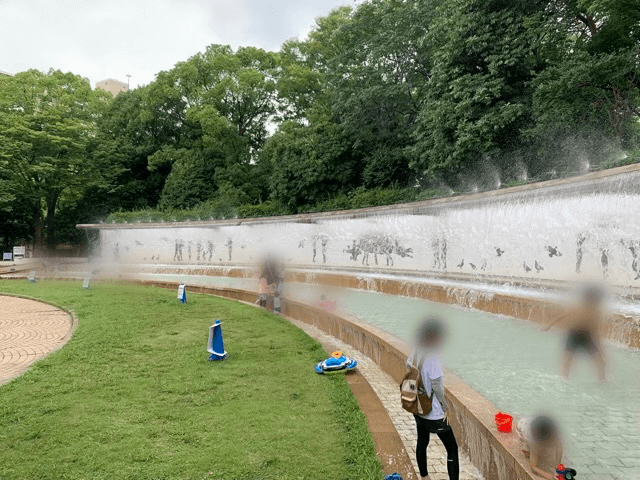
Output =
[
  {"x1": 85, "y1": 263, "x2": 640, "y2": 349},
  {"x1": 21, "y1": 257, "x2": 640, "y2": 348},
  {"x1": 284, "y1": 269, "x2": 640, "y2": 349},
  {"x1": 80, "y1": 164, "x2": 640, "y2": 288}
]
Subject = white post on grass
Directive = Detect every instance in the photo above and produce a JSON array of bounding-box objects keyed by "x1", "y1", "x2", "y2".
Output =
[{"x1": 178, "y1": 283, "x2": 186, "y2": 303}]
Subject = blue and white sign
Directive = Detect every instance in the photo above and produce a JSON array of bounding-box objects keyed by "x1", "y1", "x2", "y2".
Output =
[
  {"x1": 207, "y1": 320, "x2": 227, "y2": 361},
  {"x1": 3, "y1": 253, "x2": 12, "y2": 261},
  {"x1": 177, "y1": 283, "x2": 187, "y2": 303}
]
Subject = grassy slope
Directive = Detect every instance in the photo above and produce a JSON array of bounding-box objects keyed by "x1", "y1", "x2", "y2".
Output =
[{"x1": 0, "y1": 281, "x2": 381, "y2": 480}]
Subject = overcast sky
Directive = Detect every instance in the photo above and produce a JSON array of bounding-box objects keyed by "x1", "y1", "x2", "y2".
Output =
[{"x1": 0, "y1": 0, "x2": 353, "y2": 88}]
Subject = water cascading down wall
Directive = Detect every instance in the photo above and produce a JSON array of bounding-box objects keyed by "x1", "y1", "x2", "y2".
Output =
[
  {"x1": 76, "y1": 163, "x2": 640, "y2": 480},
  {"x1": 84, "y1": 164, "x2": 640, "y2": 290}
]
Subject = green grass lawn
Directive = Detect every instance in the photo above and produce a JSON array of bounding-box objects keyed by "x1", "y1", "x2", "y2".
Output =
[{"x1": 0, "y1": 280, "x2": 381, "y2": 480}]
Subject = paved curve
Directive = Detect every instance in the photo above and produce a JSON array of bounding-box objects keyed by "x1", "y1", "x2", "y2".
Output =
[
  {"x1": 287, "y1": 316, "x2": 483, "y2": 480},
  {"x1": 0, "y1": 295, "x2": 72, "y2": 385}
]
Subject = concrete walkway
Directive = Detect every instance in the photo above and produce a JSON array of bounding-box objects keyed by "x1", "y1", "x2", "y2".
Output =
[
  {"x1": 287, "y1": 316, "x2": 483, "y2": 480},
  {"x1": 0, "y1": 295, "x2": 72, "y2": 385}
]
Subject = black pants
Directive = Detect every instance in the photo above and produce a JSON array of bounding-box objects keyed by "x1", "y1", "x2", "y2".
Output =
[{"x1": 413, "y1": 415, "x2": 459, "y2": 479}]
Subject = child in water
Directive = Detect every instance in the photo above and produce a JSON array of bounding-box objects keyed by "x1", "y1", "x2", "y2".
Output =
[
  {"x1": 317, "y1": 294, "x2": 337, "y2": 313},
  {"x1": 273, "y1": 290, "x2": 282, "y2": 314},
  {"x1": 517, "y1": 415, "x2": 563, "y2": 479},
  {"x1": 256, "y1": 276, "x2": 268, "y2": 308},
  {"x1": 542, "y1": 285, "x2": 606, "y2": 381}
]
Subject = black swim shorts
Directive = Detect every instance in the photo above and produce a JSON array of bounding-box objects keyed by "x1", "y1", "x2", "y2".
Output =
[{"x1": 566, "y1": 329, "x2": 598, "y2": 354}]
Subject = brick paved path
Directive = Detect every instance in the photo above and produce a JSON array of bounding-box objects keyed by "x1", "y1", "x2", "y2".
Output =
[
  {"x1": 287, "y1": 317, "x2": 483, "y2": 480},
  {"x1": 0, "y1": 295, "x2": 72, "y2": 385}
]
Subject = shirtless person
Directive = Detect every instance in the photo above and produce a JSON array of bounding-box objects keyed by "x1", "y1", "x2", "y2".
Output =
[
  {"x1": 517, "y1": 415, "x2": 563, "y2": 479},
  {"x1": 542, "y1": 285, "x2": 606, "y2": 381}
]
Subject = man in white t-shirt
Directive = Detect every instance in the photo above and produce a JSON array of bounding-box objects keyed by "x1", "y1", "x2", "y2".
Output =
[{"x1": 408, "y1": 319, "x2": 459, "y2": 480}]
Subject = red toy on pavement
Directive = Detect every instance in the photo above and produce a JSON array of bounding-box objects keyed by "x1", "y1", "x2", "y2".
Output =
[{"x1": 555, "y1": 464, "x2": 577, "y2": 479}]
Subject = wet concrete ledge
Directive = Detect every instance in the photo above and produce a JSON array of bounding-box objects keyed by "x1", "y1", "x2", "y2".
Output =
[
  {"x1": 137, "y1": 278, "x2": 538, "y2": 480},
  {"x1": 285, "y1": 270, "x2": 640, "y2": 349}
]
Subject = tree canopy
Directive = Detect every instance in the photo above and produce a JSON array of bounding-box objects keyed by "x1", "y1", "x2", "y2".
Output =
[
  {"x1": 1, "y1": 0, "x2": 638, "y2": 249},
  {"x1": 0, "y1": 69, "x2": 112, "y2": 251}
]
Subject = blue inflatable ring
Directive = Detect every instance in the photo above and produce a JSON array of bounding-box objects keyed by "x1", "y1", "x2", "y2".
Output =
[{"x1": 315, "y1": 354, "x2": 357, "y2": 374}]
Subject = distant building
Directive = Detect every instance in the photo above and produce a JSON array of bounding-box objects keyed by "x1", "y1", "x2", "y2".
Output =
[
  {"x1": 95, "y1": 78, "x2": 128, "y2": 96},
  {"x1": 0, "y1": 70, "x2": 14, "y2": 77}
]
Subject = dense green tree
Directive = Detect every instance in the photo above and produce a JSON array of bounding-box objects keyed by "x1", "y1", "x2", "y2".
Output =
[
  {"x1": 169, "y1": 45, "x2": 279, "y2": 151},
  {"x1": 263, "y1": 8, "x2": 360, "y2": 208},
  {"x1": 152, "y1": 45, "x2": 280, "y2": 209},
  {"x1": 93, "y1": 86, "x2": 180, "y2": 212},
  {"x1": 0, "y1": 181, "x2": 33, "y2": 252},
  {"x1": 567, "y1": 0, "x2": 640, "y2": 53},
  {"x1": 265, "y1": 118, "x2": 358, "y2": 210},
  {"x1": 329, "y1": 0, "x2": 434, "y2": 187},
  {"x1": 0, "y1": 69, "x2": 112, "y2": 251},
  {"x1": 4, "y1": 1, "x2": 640, "y2": 237},
  {"x1": 532, "y1": 0, "x2": 640, "y2": 150},
  {"x1": 410, "y1": 0, "x2": 554, "y2": 182},
  {"x1": 267, "y1": 1, "x2": 432, "y2": 202}
]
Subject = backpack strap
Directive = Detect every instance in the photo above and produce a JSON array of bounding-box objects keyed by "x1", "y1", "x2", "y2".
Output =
[
  {"x1": 406, "y1": 348, "x2": 418, "y2": 369},
  {"x1": 416, "y1": 355, "x2": 432, "y2": 398}
]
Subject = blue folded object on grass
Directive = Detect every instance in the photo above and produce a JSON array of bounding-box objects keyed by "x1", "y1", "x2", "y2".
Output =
[{"x1": 384, "y1": 473, "x2": 402, "y2": 480}]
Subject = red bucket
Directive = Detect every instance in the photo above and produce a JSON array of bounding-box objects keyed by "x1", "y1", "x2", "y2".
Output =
[{"x1": 494, "y1": 412, "x2": 513, "y2": 433}]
